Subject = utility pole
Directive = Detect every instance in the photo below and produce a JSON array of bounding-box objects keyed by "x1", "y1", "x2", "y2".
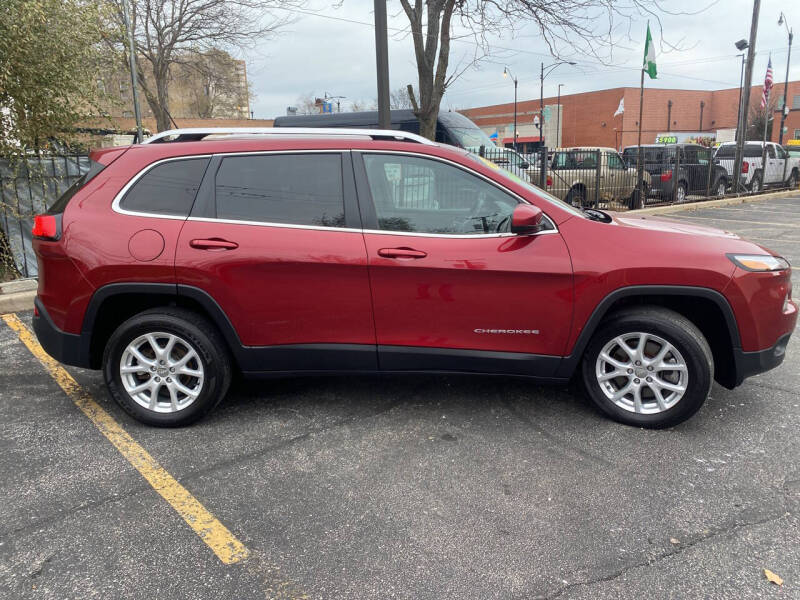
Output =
[
  {"x1": 778, "y1": 12, "x2": 793, "y2": 145},
  {"x1": 121, "y1": 0, "x2": 143, "y2": 142},
  {"x1": 699, "y1": 100, "x2": 705, "y2": 131},
  {"x1": 734, "y1": 0, "x2": 761, "y2": 193},
  {"x1": 373, "y1": 0, "x2": 390, "y2": 129}
]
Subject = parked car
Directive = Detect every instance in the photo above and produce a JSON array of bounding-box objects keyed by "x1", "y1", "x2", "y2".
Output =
[
  {"x1": 622, "y1": 144, "x2": 729, "y2": 201},
  {"x1": 478, "y1": 146, "x2": 531, "y2": 177},
  {"x1": 274, "y1": 109, "x2": 496, "y2": 150},
  {"x1": 31, "y1": 127, "x2": 796, "y2": 429},
  {"x1": 531, "y1": 147, "x2": 652, "y2": 208},
  {"x1": 714, "y1": 141, "x2": 800, "y2": 192}
]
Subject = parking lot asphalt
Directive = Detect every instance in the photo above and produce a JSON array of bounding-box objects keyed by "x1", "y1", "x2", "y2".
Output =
[{"x1": 1, "y1": 195, "x2": 799, "y2": 600}]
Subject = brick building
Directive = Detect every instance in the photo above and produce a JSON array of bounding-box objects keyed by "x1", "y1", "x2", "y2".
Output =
[{"x1": 460, "y1": 79, "x2": 800, "y2": 151}]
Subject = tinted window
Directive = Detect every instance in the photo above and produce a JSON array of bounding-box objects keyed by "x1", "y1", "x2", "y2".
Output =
[
  {"x1": 767, "y1": 145, "x2": 776, "y2": 158},
  {"x1": 715, "y1": 144, "x2": 763, "y2": 159},
  {"x1": 121, "y1": 158, "x2": 209, "y2": 216},
  {"x1": 215, "y1": 154, "x2": 344, "y2": 227},
  {"x1": 362, "y1": 154, "x2": 518, "y2": 235},
  {"x1": 552, "y1": 151, "x2": 598, "y2": 170},
  {"x1": 48, "y1": 160, "x2": 105, "y2": 214},
  {"x1": 606, "y1": 153, "x2": 625, "y2": 170}
]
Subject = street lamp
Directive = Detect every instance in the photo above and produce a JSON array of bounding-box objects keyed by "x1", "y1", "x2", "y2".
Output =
[
  {"x1": 503, "y1": 66, "x2": 518, "y2": 151},
  {"x1": 540, "y1": 61, "x2": 576, "y2": 148},
  {"x1": 557, "y1": 84, "x2": 564, "y2": 148},
  {"x1": 735, "y1": 39, "x2": 749, "y2": 146},
  {"x1": 778, "y1": 12, "x2": 793, "y2": 144}
]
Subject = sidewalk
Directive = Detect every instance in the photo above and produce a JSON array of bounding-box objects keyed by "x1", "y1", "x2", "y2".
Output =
[{"x1": 0, "y1": 278, "x2": 37, "y2": 314}]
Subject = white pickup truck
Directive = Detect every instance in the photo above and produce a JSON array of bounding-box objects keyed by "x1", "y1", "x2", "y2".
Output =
[{"x1": 714, "y1": 141, "x2": 800, "y2": 192}]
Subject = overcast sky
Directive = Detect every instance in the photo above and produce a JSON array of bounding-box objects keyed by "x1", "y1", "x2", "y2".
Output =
[{"x1": 244, "y1": 0, "x2": 800, "y2": 119}]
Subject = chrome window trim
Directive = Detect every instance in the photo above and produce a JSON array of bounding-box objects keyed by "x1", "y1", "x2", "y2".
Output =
[
  {"x1": 185, "y1": 216, "x2": 359, "y2": 234},
  {"x1": 111, "y1": 154, "x2": 213, "y2": 221},
  {"x1": 111, "y1": 148, "x2": 559, "y2": 238}
]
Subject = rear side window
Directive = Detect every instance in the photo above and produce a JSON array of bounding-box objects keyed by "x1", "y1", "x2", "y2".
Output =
[
  {"x1": 214, "y1": 153, "x2": 344, "y2": 227},
  {"x1": 47, "y1": 160, "x2": 105, "y2": 214},
  {"x1": 120, "y1": 158, "x2": 209, "y2": 216}
]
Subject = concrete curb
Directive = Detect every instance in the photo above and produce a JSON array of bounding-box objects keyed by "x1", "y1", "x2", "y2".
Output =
[
  {"x1": 627, "y1": 189, "x2": 799, "y2": 216},
  {"x1": 0, "y1": 278, "x2": 37, "y2": 315}
]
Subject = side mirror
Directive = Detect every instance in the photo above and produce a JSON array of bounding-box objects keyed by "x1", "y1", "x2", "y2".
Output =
[
  {"x1": 510, "y1": 204, "x2": 544, "y2": 235},
  {"x1": 520, "y1": 161, "x2": 530, "y2": 170}
]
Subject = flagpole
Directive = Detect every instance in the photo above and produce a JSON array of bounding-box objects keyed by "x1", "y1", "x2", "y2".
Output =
[
  {"x1": 635, "y1": 65, "x2": 645, "y2": 209},
  {"x1": 760, "y1": 86, "x2": 770, "y2": 183}
]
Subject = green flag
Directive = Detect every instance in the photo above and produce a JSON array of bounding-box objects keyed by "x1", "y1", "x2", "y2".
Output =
[{"x1": 643, "y1": 23, "x2": 657, "y2": 79}]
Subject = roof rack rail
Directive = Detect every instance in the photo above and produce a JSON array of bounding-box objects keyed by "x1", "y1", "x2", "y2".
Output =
[{"x1": 141, "y1": 127, "x2": 436, "y2": 146}]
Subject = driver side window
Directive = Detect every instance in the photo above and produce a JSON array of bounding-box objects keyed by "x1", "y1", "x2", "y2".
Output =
[{"x1": 362, "y1": 154, "x2": 519, "y2": 235}]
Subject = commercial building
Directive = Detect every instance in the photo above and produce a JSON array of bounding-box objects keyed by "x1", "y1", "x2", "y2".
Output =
[{"x1": 460, "y1": 80, "x2": 800, "y2": 151}]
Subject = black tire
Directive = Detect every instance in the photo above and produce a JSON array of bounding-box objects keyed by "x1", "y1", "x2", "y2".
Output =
[
  {"x1": 566, "y1": 186, "x2": 586, "y2": 208},
  {"x1": 102, "y1": 307, "x2": 232, "y2": 427},
  {"x1": 787, "y1": 170, "x2": 798, "y2": 190},
  {"x1": 750, "y1": 172, "x2": 763, "y2": 193},
  {"x1": 675, "y1": 181, "x2": 688, "y2": 203},
  {"x1": 713, "y1": 178, "x2": 727, "y2": 197},
  {"x1": 580, "y1": 306, "x2": 713, "y2": 428}
]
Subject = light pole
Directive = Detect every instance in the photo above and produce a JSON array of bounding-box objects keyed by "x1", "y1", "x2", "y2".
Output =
[
  {"x1": 557, "y1": 84, "x2": 564, "y2": 148},
  {"x1": 503, "y1": 67, "x2": 518, "y2": 151},
  {"x1": 540, "y1": 61, "x2": 576, "y2": 148},
  {"x1": 735, "y1": 45, "x2": 747, "y2": 143},
  {"x1": 778, "y1": 12, "x2": 793, "y2": 144}
]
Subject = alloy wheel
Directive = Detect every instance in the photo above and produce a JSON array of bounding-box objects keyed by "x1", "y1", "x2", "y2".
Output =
[
  {"x1": 595, "y1": 332, "x2": 688, "y2": 414},
  {"x1": 119, "y1": 332, "x2": 205, "y2": 413}
]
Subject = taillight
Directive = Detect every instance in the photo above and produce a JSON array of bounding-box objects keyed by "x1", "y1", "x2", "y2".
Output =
[
  {"x1": 660, "y1": 169, "x2": 672, "y2": 182},
  {"x1": 546, "y1": 176, "x2": 552, "y2": 187},
  {"x1": 32, "y1": 214, "x2": 60, "y2": 240},
  {"x1": 742, "y1": 161, "x2": 749, "y2": 173}
]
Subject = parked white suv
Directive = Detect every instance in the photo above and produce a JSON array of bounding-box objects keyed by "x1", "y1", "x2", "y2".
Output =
[{"x1": 714, "y1": 141, "x2": 800, "y2": 192}]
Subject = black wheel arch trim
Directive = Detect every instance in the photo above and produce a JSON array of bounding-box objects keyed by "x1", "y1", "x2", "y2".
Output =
[{"x1": 555, "y1": 285, "x2": 741, "y2": 378}]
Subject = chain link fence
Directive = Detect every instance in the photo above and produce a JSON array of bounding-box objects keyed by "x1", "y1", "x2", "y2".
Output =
[{"x1": 0, "y1": 154, "x2": 90, "y2": 280}]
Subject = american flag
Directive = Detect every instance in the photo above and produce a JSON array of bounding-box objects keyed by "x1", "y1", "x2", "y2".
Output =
[{"x1": 761, "y1": 57, "x2": 773, "y2": 108}]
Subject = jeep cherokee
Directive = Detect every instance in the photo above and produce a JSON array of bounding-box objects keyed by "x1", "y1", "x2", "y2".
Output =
[{"x1": 30, "y1": 128, "x2": 797, "y2": 428}]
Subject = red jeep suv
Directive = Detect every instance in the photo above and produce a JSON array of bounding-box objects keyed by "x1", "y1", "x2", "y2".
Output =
[{"x1": 30, "y1": 128, "x2": 796, "y2": 428}]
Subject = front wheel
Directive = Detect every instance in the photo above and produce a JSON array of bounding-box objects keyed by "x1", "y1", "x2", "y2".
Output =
[
  {"x1": 787, "y1": 171, "x2": 798, "y2": 190},
  {"x1": 103, "y1": 307, "x2": 232, "y2": 426},
  {"x1": 581, "y1": 307, "x2": 713, "y2": 428}
]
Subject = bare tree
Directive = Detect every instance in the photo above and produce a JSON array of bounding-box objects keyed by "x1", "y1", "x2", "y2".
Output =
[
  {"x1": 389, "y1": 86, "x2": 415, "y2": 110},
  {"x1": 397, "y1": 0, "x2": 716, "y2": 140},
  {"x1": 746, "y1": 96, "x2": 776, "y2": 141},
  {"x1": 350, "y1": 99, "x2": 377, "y2": 112},
  {"x1": 295, "y1": 93, "x2": 323, "y2": 115},
  {"x1": 175, "y1": 49, "x2": 250, "y2": 119},
  {"x1": 107, "y1": 0, "x2": 299, "y2": 131}
]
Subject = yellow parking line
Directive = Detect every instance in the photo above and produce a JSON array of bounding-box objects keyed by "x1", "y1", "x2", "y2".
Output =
[{"x1": 1, "y1": 313, "x2": 249, "y2": 565}]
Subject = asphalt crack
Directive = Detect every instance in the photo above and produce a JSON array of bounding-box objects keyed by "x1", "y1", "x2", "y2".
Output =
[{"x1": 543, "y1": 507, "x2": 792, "y2": 599}]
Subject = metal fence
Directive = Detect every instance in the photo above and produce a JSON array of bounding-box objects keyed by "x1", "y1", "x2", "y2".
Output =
[
  {"x1": 0, "y1": 154, "x2": 90, "y2": 278},
  {"x1": 478, "y1": 144, "x2": 799, "y2": 210}
]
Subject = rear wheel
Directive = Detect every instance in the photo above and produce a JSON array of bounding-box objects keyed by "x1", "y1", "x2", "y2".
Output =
[
  {"x1": 675, "y1": 182, "x2": 688, "y2": 203},
  {"x1": 566, "y1": 186, "x2": 587, "y2": 208},
  {"x1": 750, "y1": 172, "x2": 763, "y2": 193},
  {"x1": 715, "y1": 178, "x2": 727, "y2": 197},
  {"x1": 103, "y1": 307, "x2": 232, "y2": 426},
  {"x1": 581, "y1": 307, "x2": 713, "y2": 428}
]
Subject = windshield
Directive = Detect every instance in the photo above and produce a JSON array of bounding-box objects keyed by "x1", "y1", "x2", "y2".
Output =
[
  {"x1": 438, "y1": 111, "x2": 497, "y2": 149},
  {"x1": 464, "y1": 152, "x2": 584, "y2": 218}
]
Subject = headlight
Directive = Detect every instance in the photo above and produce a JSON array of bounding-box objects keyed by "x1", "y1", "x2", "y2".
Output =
[{"x1": 727, "y1": 253, "x2": 790, "y2": 272}]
